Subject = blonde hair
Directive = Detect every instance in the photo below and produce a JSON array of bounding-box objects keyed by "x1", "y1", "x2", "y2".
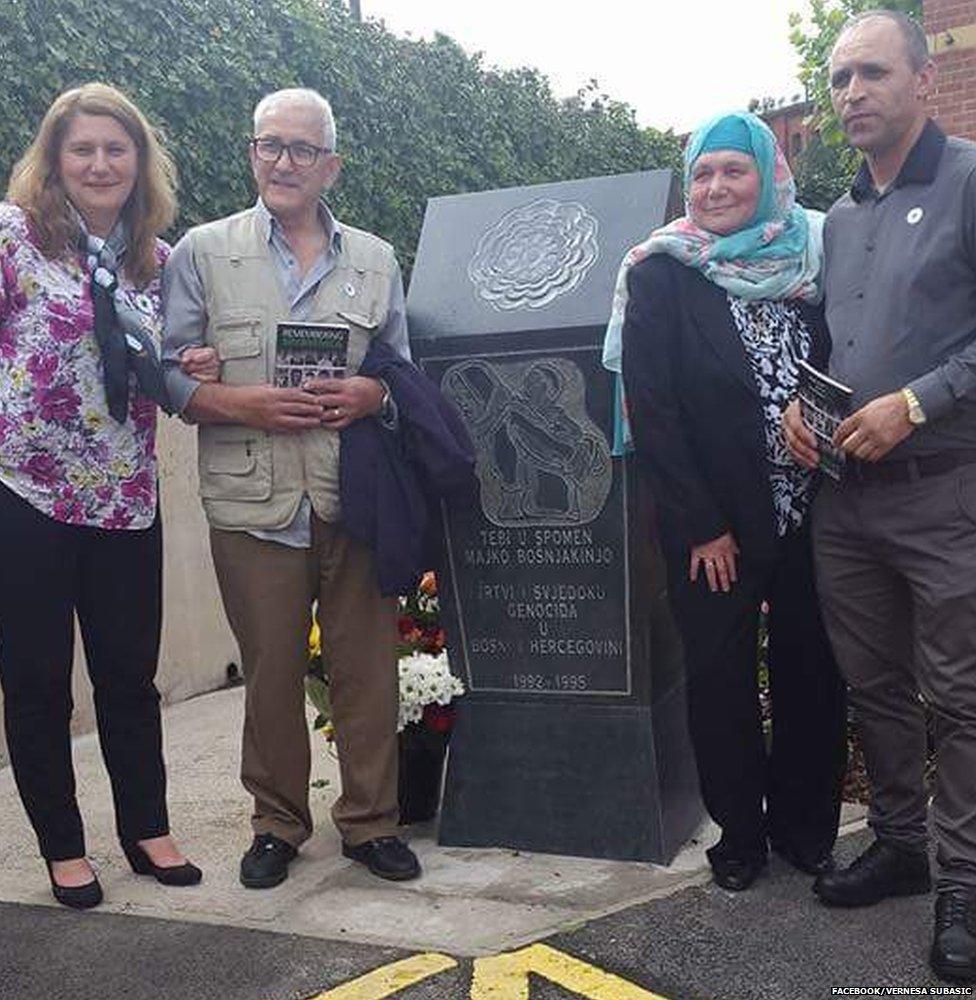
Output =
[{"x1": 7, "y1": 82, "x2": 177, "y2": 287}]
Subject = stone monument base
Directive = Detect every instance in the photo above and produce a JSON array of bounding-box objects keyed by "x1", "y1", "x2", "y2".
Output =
[{"x1": 438, "y1": 680, "x2": 702, "y2": 863}]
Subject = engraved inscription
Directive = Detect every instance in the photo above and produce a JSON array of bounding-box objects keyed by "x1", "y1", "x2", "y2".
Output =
[
  {"x1": 467, "y1": 199, "x2": 599, "y2": 311},
  {"x1": 442, "y1": 358, "x2": 611, "y2": 528},
  {"x1": 457, "y1": 526, "x2": 627, "y2": 694},
  {"x1": 424, "y1": 347, "x2": 629, "y2": 696}
]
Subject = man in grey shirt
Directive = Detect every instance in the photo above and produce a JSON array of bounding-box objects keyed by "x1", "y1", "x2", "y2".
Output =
[
  {"x1": 163, "y1": 88, "x2": 421, "y2": 890},
  {"x1": 784, "y1": 10, "x2": 976, "y2": 981}
]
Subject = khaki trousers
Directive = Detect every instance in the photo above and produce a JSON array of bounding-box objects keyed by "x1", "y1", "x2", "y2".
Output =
[
  {"x1": 210, "y1": 518, "x2": 399, "y2": 848},
  {"x1": 813, "y1": 466, "x2": 976, "y2": 891}
]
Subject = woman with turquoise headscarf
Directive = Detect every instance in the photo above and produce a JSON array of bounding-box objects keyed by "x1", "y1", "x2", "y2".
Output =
[{"x1": 604, "y1": 111, "x2": 847, "y2": 891}]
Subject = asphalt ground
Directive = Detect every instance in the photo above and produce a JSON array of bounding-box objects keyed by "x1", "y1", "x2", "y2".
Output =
[{"x1": 1, "y1": 830, "x2": 960, "y2": 1000}]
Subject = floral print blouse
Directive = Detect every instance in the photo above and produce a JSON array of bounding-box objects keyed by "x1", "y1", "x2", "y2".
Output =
[
  {"x1": 727, "y1": 293, "x2": 815, "y2": 537},
  {"x1": 0, "y1": 203, "x2": 168, "y2": 530}
]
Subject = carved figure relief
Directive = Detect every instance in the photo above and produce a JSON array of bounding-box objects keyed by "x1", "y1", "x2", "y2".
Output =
[
  {"x1": 467, "y1": 199, "x2": 599, "y2": 311},
  {"x1": 442, "y1": 357, "x2": 611, "y2": 527}
]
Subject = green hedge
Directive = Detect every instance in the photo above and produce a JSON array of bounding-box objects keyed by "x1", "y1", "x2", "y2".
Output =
[{"x1": 0, "y1": 0, "x2": 681, "y2": 274}]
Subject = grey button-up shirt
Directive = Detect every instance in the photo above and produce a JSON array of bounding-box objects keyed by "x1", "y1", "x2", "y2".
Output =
[
  {"x1": 161, "y1": 199, "x2": 411, "y2": 546},
  {"x1": 824, "y1": 120, "x2": 976, "y2": 458}
]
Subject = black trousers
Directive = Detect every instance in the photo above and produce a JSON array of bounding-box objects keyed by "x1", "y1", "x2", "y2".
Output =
[
  {"x1": 0, "y1": 483, "x2": 168, "y2": 860},
  {"x1": 665, "y1": 525, "x2": 848, "y2": 862}
]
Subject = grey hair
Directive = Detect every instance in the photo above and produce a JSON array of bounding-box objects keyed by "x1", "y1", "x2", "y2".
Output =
[
  {"x1": 836, "y1": 9, "x2": 931, "y2": 71},
  {"x1": 252, "y1": 88, "x2": 337, "y2": 150}
]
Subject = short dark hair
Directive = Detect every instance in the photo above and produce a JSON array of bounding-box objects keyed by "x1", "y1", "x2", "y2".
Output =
[{"x1": 837, "y1": 9, "x2": 930, "y2": 71}]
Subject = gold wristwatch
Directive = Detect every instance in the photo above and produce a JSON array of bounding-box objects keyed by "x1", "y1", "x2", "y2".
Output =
[{"x1": 902, "y1": 386, "x2": 927, "y2": 426}]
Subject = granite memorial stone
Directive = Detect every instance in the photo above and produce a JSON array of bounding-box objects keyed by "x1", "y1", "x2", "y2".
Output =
[{"x1": 407, "y1": 171, "x2": 704, "y2": 862}]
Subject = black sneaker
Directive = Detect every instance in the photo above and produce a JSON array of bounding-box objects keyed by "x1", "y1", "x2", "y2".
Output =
[
  {"x1": 239, "y1": 833, "x2": 297, "y2": 889},
  {"x1": 931, "y1": 890, "x2": 976, "y2": 982},
  {"x1": 342, "y1": 836, "x2": 421, "y2": 881},
  {"x1": 814, "y1": 839, "x2": 930, "y2": 907}
]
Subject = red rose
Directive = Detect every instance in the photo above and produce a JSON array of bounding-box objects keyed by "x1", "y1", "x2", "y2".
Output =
[{"x1": 423, "y1": 703, "x2": 456, "y2": 734}]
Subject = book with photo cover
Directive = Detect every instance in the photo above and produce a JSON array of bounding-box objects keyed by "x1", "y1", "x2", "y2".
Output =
[
  {"x1": 274, "y1": 322, "x2": 350, "y2": 388},
  {"x1": 797, "y1": 359, "x2": 854, "y2": 481}
]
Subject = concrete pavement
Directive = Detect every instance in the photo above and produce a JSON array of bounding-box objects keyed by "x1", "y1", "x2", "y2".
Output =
[
  {"x1": 0, "y1": 684, "x2": 894, "y2": 1000},
  {"x1": 0, "y1": 831, "x2": 954, "y2": 1000},
  {"x1": 0, "y1": 685, "x2": 726, "y2": 956}
]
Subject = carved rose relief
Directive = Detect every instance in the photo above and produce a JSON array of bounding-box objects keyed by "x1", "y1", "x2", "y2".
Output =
[{"x1": 468, "y1": 199, "x2": 599, "y2": 311}]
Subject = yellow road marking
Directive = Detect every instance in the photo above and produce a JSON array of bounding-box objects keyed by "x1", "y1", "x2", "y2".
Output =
[
  {"x1": 471, "y1": 943, "x2": 669, "y2": 1000},
  {"x1": 308, "y1": 952, "x2": 457, "y2": 999}
]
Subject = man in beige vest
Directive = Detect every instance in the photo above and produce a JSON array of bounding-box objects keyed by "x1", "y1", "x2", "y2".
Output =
[{"x1": 162, "y1": 88, "x2": 420, "y2": 887}]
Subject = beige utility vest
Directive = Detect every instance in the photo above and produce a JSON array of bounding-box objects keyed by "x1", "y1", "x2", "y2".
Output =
[{"x1": 190, "y1": 207, "x2": 397, "y2": 530}]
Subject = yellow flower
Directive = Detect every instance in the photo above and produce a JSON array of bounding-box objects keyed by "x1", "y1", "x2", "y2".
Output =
[{"x1": 308, "y1": 618, "x2": 322, "y2": 661}]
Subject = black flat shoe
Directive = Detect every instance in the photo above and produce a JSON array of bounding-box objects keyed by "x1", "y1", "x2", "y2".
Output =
[
  {"x1": 122, "y1": 841, "x2": 202, "y2": 887},
  {"x1": 46, "y1": 861, "x2": 103, "y2": 910},
  {"x1": 342, "y1": 836, "x2": 421, "y2": 881},
  {"x1": 710, "y1": 854, "x2": 766, "y2": 891},
  {"x1": 771, "y1": 841, "x2": 836, "y2": 876}
]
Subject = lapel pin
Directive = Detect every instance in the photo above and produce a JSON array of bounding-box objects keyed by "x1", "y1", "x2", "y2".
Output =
[{"x1": 906, "y1": 207, "x2": 924, "y2": 225}]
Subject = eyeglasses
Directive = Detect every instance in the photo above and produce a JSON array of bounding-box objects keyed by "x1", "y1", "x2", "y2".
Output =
[{"x1": 250, "y1": 136, "x2": 331, "y2": 168}]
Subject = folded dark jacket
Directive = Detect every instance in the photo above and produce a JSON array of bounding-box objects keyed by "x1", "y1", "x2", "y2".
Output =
[{"x1": 339, "y1": 341, "x2": 475, "y2": 596}]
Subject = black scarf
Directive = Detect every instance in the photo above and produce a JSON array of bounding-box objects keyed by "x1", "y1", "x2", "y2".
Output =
[{"x1": 82, "y1": 223, "x2": 173, "y2": 423}]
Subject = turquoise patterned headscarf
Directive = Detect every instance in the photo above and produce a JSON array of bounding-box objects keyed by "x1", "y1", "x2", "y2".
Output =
[{"x1": 602, "y1": 110, "x2": 824, "y2": 454}]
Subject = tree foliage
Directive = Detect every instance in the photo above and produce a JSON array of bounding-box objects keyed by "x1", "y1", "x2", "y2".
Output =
[
  {"x1": 788, "y1": 0, "x2": 922, "y2": 207},
  {"x1": 0, "y1": 0, "x2": 681, "y2": 275},
  {"x1": 793, "y1": 134, "x2": 856, "y2": 210}
]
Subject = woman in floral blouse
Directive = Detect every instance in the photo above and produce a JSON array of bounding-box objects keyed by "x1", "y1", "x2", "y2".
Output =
[{"x1": 0, "y1": 83, "x2": 212, "y2": 908}]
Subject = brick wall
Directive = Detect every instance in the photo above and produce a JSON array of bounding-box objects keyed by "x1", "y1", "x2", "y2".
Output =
[
  {"x1": 762, "y1": 102, "x2": 816, "y2": 171},
  {"x1": 925, "y1": 0, "x2": 976, "y2": 138},
  {"x1": 926, "y1": 0, "x2": 976, "y2": 34}
]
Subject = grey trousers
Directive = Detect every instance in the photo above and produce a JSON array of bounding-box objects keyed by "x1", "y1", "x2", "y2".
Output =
[{"x1": 813, "y1": 465, "x2": 976, "y2": 890}]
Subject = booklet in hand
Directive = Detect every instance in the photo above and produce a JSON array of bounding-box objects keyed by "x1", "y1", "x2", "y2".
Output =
[
  {"x1": 797, "y1": 359, "x2": 854, "y2": 482},
  {"x1": 274, "y1": 322, "x2": 350, "y2": 388}
]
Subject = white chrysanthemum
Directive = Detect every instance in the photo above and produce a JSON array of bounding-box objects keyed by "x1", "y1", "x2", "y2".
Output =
[{"x1": 397, "y1": 650, "x2": 464, "y2": 732}]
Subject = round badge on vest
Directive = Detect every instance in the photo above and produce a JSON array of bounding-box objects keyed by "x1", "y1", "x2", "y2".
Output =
[{"x1": 906, "y1": 207, "x2": 924, "y2": 225}]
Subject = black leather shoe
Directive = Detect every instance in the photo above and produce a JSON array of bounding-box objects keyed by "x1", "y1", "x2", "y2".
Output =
[
  {"x1": 814, "y1": 839, "x2": 930, "y2": 907},
  {"x1": 342, "y1": 836, "x2": 421, "y2": 881},
  {"x1": 122, "y1": 841, "x2": 203, "y2": 887},
  {"x1": 239, "y1": 833, "x2": 297, "y2": 889},
  {"x1": 931, "y1": 890, "x2": 976, "y2": 982},
  {"x1": 46, "y1": 861, "x2": 103, "y2": 910},
  {"x1": 771, "y1": 841, "x2": 836, "y2": 876},
  {"x1": 710, "y1": 854, "x2": 766, "y2": 891}
]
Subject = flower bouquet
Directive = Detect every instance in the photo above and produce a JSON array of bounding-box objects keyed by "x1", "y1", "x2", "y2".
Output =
[
  {"x1": 395, "y1": 572, "x2": 464, "y2": 823},
  {"x1": 305, "y1": 571, "x2": 465, "y2": 823}
]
